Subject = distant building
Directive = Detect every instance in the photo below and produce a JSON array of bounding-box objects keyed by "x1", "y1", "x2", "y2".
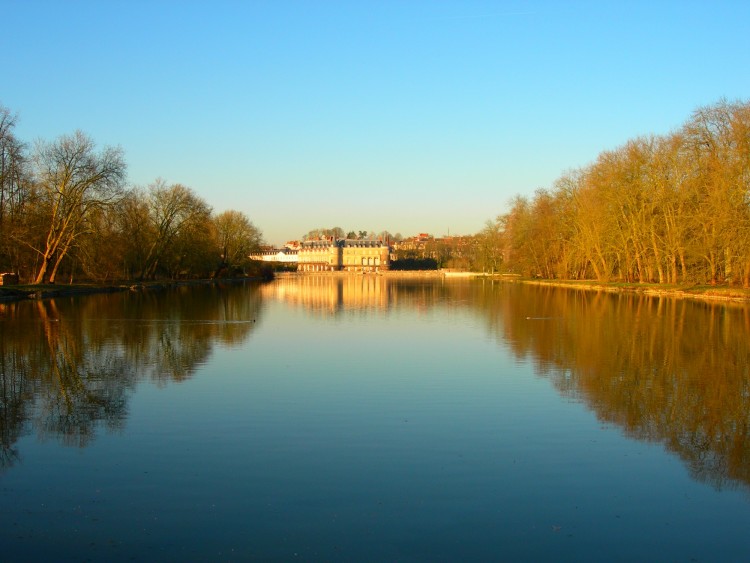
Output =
[
  {"x1": 297, "y1": 238, "x2": 390, "y2": 273},
  {"x1": 249, "y1": 244, "x2": 299, "y2": 264},
  {"x1": 393, "y1": 233, "x2": 434, "y2": 254},
  {"x1": 390, "y1": 233, "x2": 476, "y2": 269}
]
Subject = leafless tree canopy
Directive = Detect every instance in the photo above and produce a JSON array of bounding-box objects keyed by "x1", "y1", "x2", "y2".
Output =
[
  {"x1": 3, "y1": 98, "x2": 749, "y2": 284},
  {"x1": 0, "y1": 103, "x2": 266, "y2": 282},
  {"x1": 491, "y1": 99, "x2": 750, "y2": 286},
  {"x1": 31, "y1": 131, "x2": 127, "y2": 283}
]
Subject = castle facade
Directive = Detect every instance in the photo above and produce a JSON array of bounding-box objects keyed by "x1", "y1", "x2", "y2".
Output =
[{"x1": 297, "y1": 239, "x2": 390, "y2": 272}]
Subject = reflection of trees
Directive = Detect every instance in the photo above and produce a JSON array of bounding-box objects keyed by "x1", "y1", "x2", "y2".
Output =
[
  {"x1": 37, "y1": 299, "x2": 132, "y2": 447},
  {"x1": 0, "y1": 321, "x2": 29, "y2": 470},
  {"x1": 472, "y1": 282, "x2": 750, "y2": 491},
  {"x1": 0, "y1": 282, "x2": 263, "y2": 466},
  {"x1": 96, "y1": 283, "x2": 263, "y2": 384},
  {"x1": 6, "y1": 275, "x2": 747, "y2": 494}
]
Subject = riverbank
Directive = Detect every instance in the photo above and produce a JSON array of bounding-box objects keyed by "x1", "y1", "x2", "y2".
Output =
[
  {"x1": 4, "y1": 274, "x2": 749, "y2": 304},
  {"x1": 514, "y1": 278, "x2": 750, "y2": 303},
  {"x1": 0, "y1": 277, "x2": 268, "y2": 303}
]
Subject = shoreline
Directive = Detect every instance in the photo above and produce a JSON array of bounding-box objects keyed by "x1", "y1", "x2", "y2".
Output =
[
  {"x1": 511, "y1": 278, "x2": 750, "y2": 304},
  {"x1": 3, "y1": 273, "x2": 749, "y2": 305},
  {"x1": 279, "y1": 270, "x2": 750, "y2": 303},
  {"x1": 0, "y1": 277, "x2": 267, "y2": 303}
]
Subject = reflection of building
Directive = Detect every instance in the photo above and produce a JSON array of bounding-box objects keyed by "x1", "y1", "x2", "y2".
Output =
[
  {"x1": 261, "y1": 273, "x2": 469, "y2": 317},
  {"x1": 298, "y1": 239, "x2": 390, "y2": 273}
]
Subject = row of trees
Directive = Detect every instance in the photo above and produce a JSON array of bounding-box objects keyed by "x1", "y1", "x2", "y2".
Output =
[
  {"x1": 487, "y1": 99, "x2": 750, "y2": 285},
  {"x1": 302, "y1": 227, "x2": 403, "y2": 242},
  {"x1": 384, "y1": 99, "x2": 749, "y2": 281},
  {"x1": 5, "y1": 98, "x2": 745, "y2": 283},
  {"x1": 0, "y1": 104, "x2": 263, "y2": 283}
]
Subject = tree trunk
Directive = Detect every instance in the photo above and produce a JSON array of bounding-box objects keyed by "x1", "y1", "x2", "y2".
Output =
[
  {"x1": 670, "y1": 255, "x2": 678, "y2": 285},
  {"x1": 724, "y1": 247, "x2": 732, "y2": 284},
  {"x1": 34, "y1": 259, "x2": 50, "y2": 284},
  {"x1": 708, "y1": 251, "x2": 717, "y2": 285},
  {"x1": 679, "y1": 250, "x2": 688, "y2": 282},
  {"x1": 635, "y1": 253, "x2": 645, "y2": 283}
]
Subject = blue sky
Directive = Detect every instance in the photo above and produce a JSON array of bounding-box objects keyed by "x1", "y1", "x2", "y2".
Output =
[{"x1": 3, "y1": 0, "x2": 749, "y2": 245}]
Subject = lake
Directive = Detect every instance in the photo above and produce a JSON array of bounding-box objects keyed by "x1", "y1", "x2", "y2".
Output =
[{"x1": 1, "y1": 275, "x2": 749, "y2": 561}]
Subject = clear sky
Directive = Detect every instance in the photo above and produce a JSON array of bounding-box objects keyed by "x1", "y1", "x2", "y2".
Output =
[{"x1": 3, "y1": 0, "x2": 749, "y2": 245}]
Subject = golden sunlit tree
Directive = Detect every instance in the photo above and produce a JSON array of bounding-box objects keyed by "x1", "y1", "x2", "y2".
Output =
[
  {"x1": 483, "y1": 99, "x2": 750, "y2": 285},
  {"x1": 30, "y1": 131, "x2": 126, "y2": 284},
  {"x1": 213, "y1": 210, "x2": 264, "y2": 274},
  {"x1": 138, "y1": 180, "x2": 212, "y2": 280}
]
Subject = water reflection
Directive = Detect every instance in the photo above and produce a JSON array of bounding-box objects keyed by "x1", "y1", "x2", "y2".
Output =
[
  {"x1": 2, "y1": 275, "x2": 750, "y2": 494},
  {"x1": 262, "y1": 273, "x2": 470, "y2": 314},
  {"x1": 0, "y1": 282, "x2": 263, "y2": 469},
  {"x1": 266, "y1": 276, "x2": 750, "y2": 491},
  {"x1": 261, "y1": 274, "x2": 391, "y2": 313},
  {"x1": 485, "y1": 283, "x2": 750, "y2": 492}
]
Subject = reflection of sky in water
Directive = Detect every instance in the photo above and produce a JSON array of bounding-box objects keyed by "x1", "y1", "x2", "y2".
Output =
[{"x1": 2, "y1": 280, "x2": 750, "y2": 561}]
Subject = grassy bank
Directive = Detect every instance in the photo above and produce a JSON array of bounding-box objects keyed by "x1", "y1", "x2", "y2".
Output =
[
  {"x1": 515, "y1": 278, "x2": 750, "y2": 303},
  {"x1": 0, "y1": 283, "x2": 129, "y2": 302},
  {"x1": 0, "y1": 277, "x2": 269, "y2": 303},
  {"x1": 6, "y1": 275, "x2": 748, "y2": 305}
]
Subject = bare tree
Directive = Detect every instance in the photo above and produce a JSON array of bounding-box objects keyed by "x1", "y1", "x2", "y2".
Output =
[
  {"x1": 683, "y1": 100, "x2": 750, "y2": 285},
  {"x1": 476, "y1": 218, "x2": 504, "y2": 274},
  {"x1": 31, "y1": 131, "x2": 126, "y2": 283},
  {"x1": 481, "y1": 99, "x2": 750, "y2": 285},
  {"x1": 214, "y1": 210, "x2": 263, "y2": 272},
  {"x1": 114, "y1": 189, "x2": 155, "y2": 279},
  {"x1": 139, "y1": 180, "x2": 212, "y2": 279},
  {"x1": 0, "y1": 105, "x2": 30, "y2": 272}
]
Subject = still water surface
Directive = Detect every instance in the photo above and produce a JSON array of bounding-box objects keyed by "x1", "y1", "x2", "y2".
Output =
[{"x1": 1, "y1": 276, "x2": 749, "y2": 561}]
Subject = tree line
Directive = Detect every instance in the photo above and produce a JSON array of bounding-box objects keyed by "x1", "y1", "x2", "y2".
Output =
[
  {"x1": 478, "y1": 99, "x2": 750, "y2": 285},
  {"x1": 311, "y1": 100, "x2": 749, "y2": 282},
  {"x1": 0, "y1": 104, "x2": 263, "y2": 283},
  {"x1": 6, "y1": 98, "x2": 747, "y2": 284},
  {"x1": 302, "y1": 227, "x2": 403, "y2": 242}
]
